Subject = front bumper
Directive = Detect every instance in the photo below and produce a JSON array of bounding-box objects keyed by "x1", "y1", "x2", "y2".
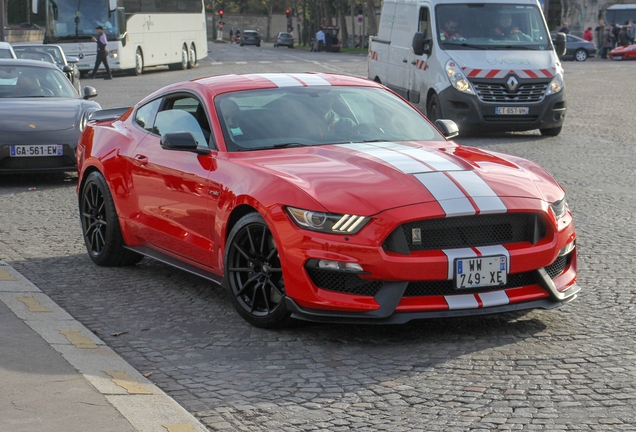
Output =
[
  {"x1": 0, "y1": 131, "x2": 79, "y2": 173},
  {"x1": 438, "y1": 82, "x2": 566, "y2": 133}
]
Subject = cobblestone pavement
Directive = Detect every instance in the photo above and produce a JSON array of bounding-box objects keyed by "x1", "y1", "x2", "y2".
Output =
[{"x1": 1, "y1": 54, "x2": 636, "y2": 431}]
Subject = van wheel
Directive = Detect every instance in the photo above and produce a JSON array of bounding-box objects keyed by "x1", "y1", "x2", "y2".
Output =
[
  {"x1": 540, "y1": 126, "x2": 562, "y2": 136},
  {"x1": 427, "y1": 94, "x2": 442, "y2": 122}
]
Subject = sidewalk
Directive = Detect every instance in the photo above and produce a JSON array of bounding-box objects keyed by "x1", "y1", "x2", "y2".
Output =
[{"x1": 0, "y1": 260, "x2": 208, "y2": 432}]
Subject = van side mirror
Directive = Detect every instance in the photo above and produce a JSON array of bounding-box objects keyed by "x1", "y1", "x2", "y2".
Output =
[
  {"x1": 412, "y1": 32, "x2": 432, "y2": 56},
  {"x1": 435, "y1": 119, "x2": 459, "y2": 139},
  {"x1": 554, "y1": 32, "x2": 567, "y2": 57}
]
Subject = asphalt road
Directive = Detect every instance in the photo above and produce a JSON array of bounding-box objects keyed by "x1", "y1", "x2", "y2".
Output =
[{"x1": 1, "y1": 45, "x2": 636, "y2": 431}]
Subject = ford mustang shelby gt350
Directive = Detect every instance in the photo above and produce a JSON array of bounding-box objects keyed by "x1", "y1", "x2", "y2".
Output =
[{"x1": 76, "y1": 73, "x2": 580, "y2": 328}]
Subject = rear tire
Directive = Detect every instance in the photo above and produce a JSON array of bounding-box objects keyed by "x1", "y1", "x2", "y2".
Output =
[
  {"x1": 188, "y1": 44, "x2": 197, "y2": 69},
  {"x1": 540, "y1": 126, "x2": 562, "y2": 136},
  {"x1": 80, "y1": 172, "x2": 143, "y2": 267},
  {"x1": 574, "y1": 48, "x2": 588, "y2": 62}
]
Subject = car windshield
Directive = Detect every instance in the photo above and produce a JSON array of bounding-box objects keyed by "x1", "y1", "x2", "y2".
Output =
[
  {"x1": 0, "y1": 65, "x2": 77, "y2": 98},
  {"x1": 14, "y1": 46, "x2": 65, "y2": 66},
  {"x1": 216, "y1": 86, "x2": 444, "y2": 152},
  {"x1": 436, "y1": 3, "x2": 551, "y2": 51}
]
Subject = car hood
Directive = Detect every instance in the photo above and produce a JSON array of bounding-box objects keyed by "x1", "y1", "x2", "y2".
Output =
[
  {"x1": 448, "y1": 51, "x2": 560, "y2": 77},
  {"x1": 238, "y1": 141, "x2": 564, "y2": 215},
  {"x1": 0, "y1": 99, "x2": 82, "y2": 131}
]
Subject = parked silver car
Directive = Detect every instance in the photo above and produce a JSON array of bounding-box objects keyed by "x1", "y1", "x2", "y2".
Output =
[
  {"x1": 13, "y1": 44, "x2": 81, "y2": 93},
  {"x1": 274, "y1": 32, "x2": 294, "y2": 48}
]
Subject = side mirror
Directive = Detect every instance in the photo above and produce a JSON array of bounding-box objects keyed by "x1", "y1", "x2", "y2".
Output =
[
  {"x1": 62, "y1": 65, "x2": 73, "y2": 73},
  {"x1": 82, "y1": 86, "x2": 98, "y2": 100},
  {"x1": 555, "y1": 32, "x2": 567, "y2": 57},
  {"x1": 435, "y1": 119, "x2": 459, "y2": 139},
  {"x1": 412, "y1": 32, "x2": 432, "y2": 56},
  {"x1": 160, "y1": 132, "x2": 211, "y2": 155},
  {"x1": 66, "y1": 56, "x2": 79, "y2": 64}
]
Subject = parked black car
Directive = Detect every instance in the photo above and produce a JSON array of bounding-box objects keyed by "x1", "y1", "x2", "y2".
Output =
[
  {"x1": 551, "y1": 33, "x2": 596, "y2": 62},
  {"x1": 240, "y1": 30, "x2": 261, "y2": 47}
]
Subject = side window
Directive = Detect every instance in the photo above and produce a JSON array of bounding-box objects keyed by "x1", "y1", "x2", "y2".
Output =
[
  {"x1": 135, "y1": 98, "x2": 161, "y2": 132},
  {"x1": 152, "y1": 95, "x2": 211, "y2": 147},
  {"x1": 418, "y1": 7, "x2": 430, "y2": 38}
]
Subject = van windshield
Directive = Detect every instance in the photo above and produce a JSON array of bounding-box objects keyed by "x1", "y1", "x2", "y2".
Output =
[{"x1": 436, "y1": 4, "x2": 552, "y2": 51}]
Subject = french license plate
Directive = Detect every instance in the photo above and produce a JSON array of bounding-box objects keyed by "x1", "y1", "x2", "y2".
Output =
[
  {"x1": 614, "y1": 56, "x2": 622, "y2": 60},
  {"x1": 455, "y1": 255, "x2": 507, "y2": 289},
  {"x1": 495, "y1": 107, "x2": 529, "y2": 115},
  {"x1": 10, "y1": 144, "x2": 63, "y2": 157}
]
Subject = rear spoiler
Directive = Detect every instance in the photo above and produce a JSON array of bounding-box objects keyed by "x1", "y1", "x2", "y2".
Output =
[{"x1": 88, "y1": 107, "x2": 131, "y2": 122}]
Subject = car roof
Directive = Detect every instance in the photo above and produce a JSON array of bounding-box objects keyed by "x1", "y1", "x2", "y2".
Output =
[
  {"x1": 0, "y1": 41, "x2": 13, "y2": 49},
  {"x1": 0, "y1": 58, "x2": 59, "y2": 69},
  {"x1": 139, "y1": 73, "x2": 383, "y2": 105}
]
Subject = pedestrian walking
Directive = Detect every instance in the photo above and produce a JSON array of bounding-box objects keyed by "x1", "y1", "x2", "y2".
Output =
[
  {"x1": 89, "y1": 26, "x2": 112, "y2": 80},
  {"x1": 229, "y1": 27, "x2": 234, "y2": 43}
]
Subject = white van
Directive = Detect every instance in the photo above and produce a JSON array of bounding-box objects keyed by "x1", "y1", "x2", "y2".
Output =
[{"x1": 368, "y1": 0, "x2": 567, "y2": 136}]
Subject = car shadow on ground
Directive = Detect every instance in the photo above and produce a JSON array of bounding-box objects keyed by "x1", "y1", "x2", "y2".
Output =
[{"x1": 0, "y1": 172, "x2": 77, "y2": 195}]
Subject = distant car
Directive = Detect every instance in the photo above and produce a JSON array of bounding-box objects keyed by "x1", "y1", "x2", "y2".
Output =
[
  {"x1": 550, "y1": 33, "x2": 596, "y2": 62},
  {"x1": 0, "y1": 42, "x2": 16, "y2": 59},
  {"x1": 13, "y1": 44, "x2": 81, "y2": 93},
  {"x1": 0, "y1": 59, "x2": 100, "y2": 173},
  {"x1": 75, "y1": 72, "x2": 579, "y2": 328},
  {"x1": 609, "y1": 44, "x2": 636, "y2": 60},
  {"x1": 240, "y1": 30, "x2": 261, "y2": 47},
  {"x1": 274, "y1": 32, "x2": 294, "y2": 48}
]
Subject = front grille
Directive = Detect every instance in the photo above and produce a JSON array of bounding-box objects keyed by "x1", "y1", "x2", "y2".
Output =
[
  {"x1": 483, "y1": 115, "x2": 539, "y2": 123},
  {"x1": 473, "y1": 82, "x2": 549, "y2": 103},
  {"x1": 545, "y1": 254, "x2": 568, "y2": 279},
  {"x1": 385, "y1": 213, "x2": 546, "y2": 253},
  {"x1": 306, "y1": 268, "x2": 383, "y2": 296}
]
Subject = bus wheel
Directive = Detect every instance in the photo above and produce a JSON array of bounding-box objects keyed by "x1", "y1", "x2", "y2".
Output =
[
  {"x1": 188, "y1": 44, "x2": 197, "y2": 69},
  {"x1": 133, "y1": 49, "x2": 143, "y2": 76},
  {"x1": 179, "y1": 45, "x2": 188, "y2": 70}
]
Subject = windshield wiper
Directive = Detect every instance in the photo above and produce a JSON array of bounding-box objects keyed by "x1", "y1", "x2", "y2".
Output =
[
  {"x1": 492, "y1": 45, "x2": 536, "y2": 50},
  {"x1": 453, "y1": 43, "x2": 492, "y2": 50},
  {"x1": 237, "y1": 142, "x2": 308, "y2": 151}
]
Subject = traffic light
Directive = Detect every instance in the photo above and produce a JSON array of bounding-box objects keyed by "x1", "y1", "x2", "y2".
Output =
[
  {"x1": 219, "y1": 10, "x2": 224, "y2": 19},
  {"x1": 286, "y1": 9, "x2": 291, "y2": 19}
]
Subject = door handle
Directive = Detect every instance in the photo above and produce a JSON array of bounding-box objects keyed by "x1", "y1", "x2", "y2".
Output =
[
  {"x1": 411, "y1": 60, "x2": 417, "y2": 65},
  {"x1": 402, "y1": 58, "x2": 408, "y2": 63},
  {"x1": 134, "y1": 154, "x2": 148, "y2": 166}
]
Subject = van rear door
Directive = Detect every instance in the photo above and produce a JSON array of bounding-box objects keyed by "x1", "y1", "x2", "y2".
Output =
[{"x1": 387, "y1": 1, "x2": 418, "y2": 100}]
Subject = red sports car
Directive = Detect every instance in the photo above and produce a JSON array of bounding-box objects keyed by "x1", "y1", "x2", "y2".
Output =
[
  {"x1": 76, "y1": 73, "x2": 580, "y2": 328},
  {"x1": 609, "y1": 44, "x2": 636, "y2": 60}
]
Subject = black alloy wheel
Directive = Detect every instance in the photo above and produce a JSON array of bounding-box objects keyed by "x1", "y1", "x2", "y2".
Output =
[
  {"x1": 224, "y1": 213, "x2": 291, "y2": 328},
  {"x1": 80, "y1": 172, "x2": 143, "y2": 267}
]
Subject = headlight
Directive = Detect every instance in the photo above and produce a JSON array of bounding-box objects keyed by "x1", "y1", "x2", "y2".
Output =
[
  {"x1": 109, "y1": 50, "x2": 118, "y2": 59},
  {"x1": 286, "y1": 207, "x2": 370, "y2": 234},
  {"x1": 546, "y1": 72, "x2": 564, "y2": 95},
  {"x1": 79, "y1": 108, "x2": 99, "y2": 132},
  {"x1": 445, "y1": 60, "x2": 474, "y2": 95},
  {"x1": 550, "y1": 197, "x2": 568, "y2": 220}
]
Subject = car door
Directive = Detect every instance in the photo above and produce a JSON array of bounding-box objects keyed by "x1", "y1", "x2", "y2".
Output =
[{"x1": 130, "y1": 92, "x2": 217, "y2": 267}]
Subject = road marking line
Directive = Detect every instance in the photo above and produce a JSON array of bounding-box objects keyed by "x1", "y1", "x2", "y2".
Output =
[
  {"x1": 235, "y1": 61, "x2": 247, "y2": 64},
  {"x1": 59, "y1": 329, "x2": 98, "y2": 349},
  {"x1": 210, "y1": 62, "x2": 223, "y2": 65},
  {"x1": 0, "y1": 268, "x2": 16, "y2": 280},
  {"x1": 17, "y1": 295, "x2": 50, "y2": 312},
  {"x1": 259, "y1": 61, "x2": 272, "y2": 63},
  {"x1": 103, "y1": 370, "x2": 154, "y2": 395}
]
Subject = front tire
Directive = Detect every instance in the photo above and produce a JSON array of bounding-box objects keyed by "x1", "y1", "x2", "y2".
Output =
[
  {"x1": 80, "y1": 172, "x2": 143, "y2": 267},
  {"x1": 574, "y1": 48, "x2": 588, "y2": 62},
  {"x1": 540, "y1": 126, "x2": 562, "y2": 136},
  {"x1": 132, "y1": 49, "x2": 143, "y2": 76},
  {"x1": 427, "y1": 93, "x2": 442, "y2": 123},
  {"x1": 223, "y1": 213, "x2": 291, "y2": 328}
]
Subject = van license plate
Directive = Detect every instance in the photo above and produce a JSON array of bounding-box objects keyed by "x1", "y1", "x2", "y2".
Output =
[
  {"x1": 455, "y1": 255, "x2": 507, "y2": 289},
  {"x1": 495, "y1": 107, "x2": 529, "y2": 115}
]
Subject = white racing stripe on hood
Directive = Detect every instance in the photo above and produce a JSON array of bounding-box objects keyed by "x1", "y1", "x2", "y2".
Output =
[
  {"x1": 372, "y1": 142, "x2": 461, "y2": 172},
  {"x1": 338, "y1": 143, "x2": 434, "y2": 174},
  {"x1": 447, "y1": 171, "x2": 507, "y2": 214},
  {"x1": 414, "y1": 172, "x2": 476, "y2": 217},
  {"x1": 258, "y1": 73, "x2": 303, "y2": 87},
  {"x1": 288, "y1": 73, "x2": 332, "y2": 86}
]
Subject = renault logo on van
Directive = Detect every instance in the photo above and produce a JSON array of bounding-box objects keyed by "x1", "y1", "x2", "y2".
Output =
[{"x1": 506, "y1": 76, "x2": 519, "y2": 92}]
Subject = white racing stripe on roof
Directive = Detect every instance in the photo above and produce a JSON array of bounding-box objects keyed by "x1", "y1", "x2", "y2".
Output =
[
  {"x1": 257, "y1": 73, "x2": 303, "y2": 87},
  {"x1": 478, "y1": 291, "x2": 510, "y2": 308},
  {"x1": 447, "y1": 171, "x2": 507, "y2": 214},
  {"x1": 414, "y1": 172, "x2": 476, "y2": 217},
  {"x1": 443, "y1": 248, "x2": 477, "y2": 280},
  {"x1": 337, "y1": 143, "x2": 433, "y2": 174},
  {"x1": 288, "y1": 73, "x2": 332, "y2": 86},
  {"x1": 373, "y1": 142, "x2": 461, "y2": 172}
]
